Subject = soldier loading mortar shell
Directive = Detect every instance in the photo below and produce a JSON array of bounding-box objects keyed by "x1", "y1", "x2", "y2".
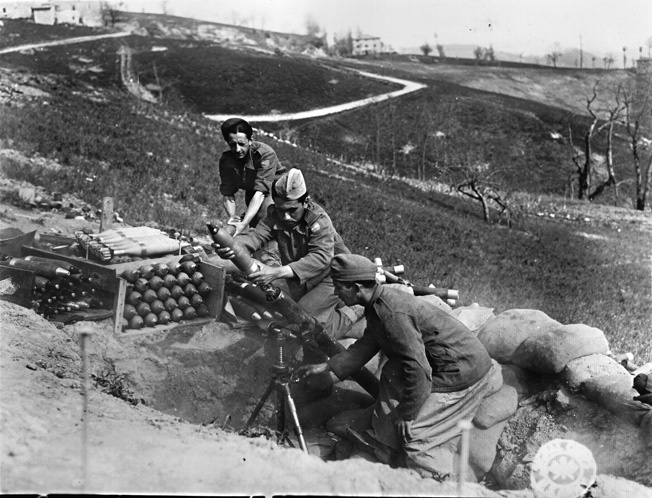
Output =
[{"x1": 209, "y1": 167, "x2": 371, "y2": 406}]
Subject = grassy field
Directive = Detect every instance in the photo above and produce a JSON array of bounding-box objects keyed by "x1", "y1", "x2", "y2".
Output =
[{"x1": 0, "y1": 19, "x2": 650, "y2": 363}]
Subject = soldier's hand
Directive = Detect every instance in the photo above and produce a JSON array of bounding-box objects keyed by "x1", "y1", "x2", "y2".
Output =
[
  {"x1": 212, "y1": 244, "x2": 235, "y2": 260},
  {"x1": 294, "y1": 363, "x2": 331, "y2": 381},
  {"x1": 248, "y1": 264, "x2": 283, "y2": 286},
  {"x1": 396, "y1": 418, "x2": 413, "y2": 444},
  {"x1": 227, "y1": 218, "x2": 248, "y2": 237}
]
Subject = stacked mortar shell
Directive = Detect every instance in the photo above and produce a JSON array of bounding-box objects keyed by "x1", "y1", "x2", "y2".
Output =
[
  {"x1": 120, "y1": 259, "x2": 212, "y2": 331},
  {"x1": 21, "y1": 260, "x2": 102, "y2": 318}
]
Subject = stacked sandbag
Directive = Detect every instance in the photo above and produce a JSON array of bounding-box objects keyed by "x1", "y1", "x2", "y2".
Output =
[
  {"x1": 511, "y1": 323, "x2": 609, "y2": 374},
  {"x1": 563, "y1": 353, "x2": 651, "y2": 424},
  {"x1": 467, "y1": 360, "x2": 521, "y2": 481},
  {"x1": 476, "y1": 309, "x2": 561, "y2": 364},
  {"x1": 449, "y1": 303, "x2": 496, "y2": 334},
  {"x1": 641, "y1": 411, "x2": 652, "y2": 450}
]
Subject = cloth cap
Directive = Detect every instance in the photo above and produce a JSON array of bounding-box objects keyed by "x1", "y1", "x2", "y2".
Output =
[
  {"x1": 274, "y1": 168, "x2": 307, "y2": 200},
  {"x1": 331, "y1": 254, "x2": 378, "y2": 282}
]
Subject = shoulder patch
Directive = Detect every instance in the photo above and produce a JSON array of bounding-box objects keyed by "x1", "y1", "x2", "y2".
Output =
[{"x1": 310, "y1": 222, "x2": 321, "y2": 232}]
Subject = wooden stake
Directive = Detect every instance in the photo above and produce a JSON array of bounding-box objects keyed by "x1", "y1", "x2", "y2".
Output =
[{"x1": 100, "y1": 197, "x2": 114, "y2": 233}]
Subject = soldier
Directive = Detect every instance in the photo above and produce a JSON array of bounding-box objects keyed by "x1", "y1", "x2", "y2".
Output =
[
  {"x1": 215, "y1": 167, "x2": 363, "y2": 338},
  {"x1": 218, "y1": 117, "x2": 285, "y2": 236},
  {"x1": 297, "y1": 253, "x2": 498, "y2": 480}
]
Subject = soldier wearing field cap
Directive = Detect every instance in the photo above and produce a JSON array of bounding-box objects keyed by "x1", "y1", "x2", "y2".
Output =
[
  {"x1": 215, "y1": 167, "x2": 364, "y2": 340},
  {"x1": 297, "y1": 253, "x2": 496, "y2": 480}
]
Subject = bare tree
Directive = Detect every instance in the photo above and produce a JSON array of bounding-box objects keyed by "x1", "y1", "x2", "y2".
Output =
[
  {"x1": 620, "y1": 71, "x2": 652, "y2": 210},
  {"x1": 568, "y1": 82, "x2": 624, "y2": 201},
  {"x1": 101, "y1": 1, "x2": 123, "y2": 27},
  {"x1": 548, "y1": 51, "x2": 562, "y2": 68},
  {"x1": 455, "y1": 156, "x2": 512, "y2": 225},
  {"x1": 473, "y1": 46, "x2": 483, "y2": 64},
  {"x1": 484, "y1": 46, "x2": 496, "y2": 63},
  {"x1": 623, "y1": 47, "x2": 627, "y2": 69},
  {"x1": 548, "y1": 43, "x2": 563, "y2": 68}
]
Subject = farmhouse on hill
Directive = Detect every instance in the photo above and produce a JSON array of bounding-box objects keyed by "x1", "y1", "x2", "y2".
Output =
[
  {"x1": 0, "y1": 0, "x2": 103, "y2": 26},
  {"x1": 352, "y1": 34, "x2": 383, "y2": 56}
]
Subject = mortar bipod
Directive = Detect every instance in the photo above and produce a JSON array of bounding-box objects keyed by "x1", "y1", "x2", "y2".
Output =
[{"x1": 239, "y1": 322, "x2": 308, "y2": 453}]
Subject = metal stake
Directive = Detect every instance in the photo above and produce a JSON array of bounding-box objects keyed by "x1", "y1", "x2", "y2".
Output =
[
  {"x1": 457, "y1": 419, "x2": 473, "y2": 497},
  {"x1": 80, "y1": 328, "x2": 94, "y2": 492}
]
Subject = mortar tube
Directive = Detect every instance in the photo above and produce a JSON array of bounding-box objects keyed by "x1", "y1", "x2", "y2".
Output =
[
  {"x1": 260, "y1": 284, "x2": 379, "y2": 398},
  {"x1": 225, "y1": 280, "x2": 269, "y2": 307},
  {"x1": 206, "y1": 223, "x2": 258, "y2": 275}
]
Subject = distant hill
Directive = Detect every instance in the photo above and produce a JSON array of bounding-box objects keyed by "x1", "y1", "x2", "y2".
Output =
[{"x1": 398, "y1": 43, "x2": 605, "y2": 68}]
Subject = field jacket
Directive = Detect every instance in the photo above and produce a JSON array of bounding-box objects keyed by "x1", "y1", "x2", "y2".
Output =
[
  {"x1": 328, "y1": 286, "x2": 492, "y2": 420},
  {"x1": 218, "y1": 141, "x2": 284, "y2": 205},
  {"x1": 236, "y1": 199, "x2": 350, "y2": 299}
]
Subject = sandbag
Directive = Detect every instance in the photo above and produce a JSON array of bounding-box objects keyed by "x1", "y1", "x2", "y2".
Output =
[
  {"x1": 450, "y1": 303, "x2": 495, "y2": 333},
  {"x1": 415, "y1": 294, "x2": 452, "y2": 313},
  {"x1": 512, "y1": 323, "x2": 609, "y2": 374},
  {"x1": 468, "y1": 419, "x2": 509, "y2": 480},
  {"x1": 563, "y1": 353, "x2": 632, "y2": 391},
  {"x1": 581, "y1": 374, "x2": 651, "y2": 425},
  {"x1": 640, "y1": 410, "x2": 652, "y2": 450},
  {"x1": 472, "y1": 385, "x2": 519, "y2": 429},
  {"x1": 476, "y1": 309, "x2": 561, "y2": 364},
  {"x1": 500, "y1": 363, "x2": 540, "y2": 401}
]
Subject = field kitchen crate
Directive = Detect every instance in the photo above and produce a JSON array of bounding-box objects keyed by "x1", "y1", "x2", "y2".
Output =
[{"x1": 20, "y1": 246, "x2": 226, "y2": 336}]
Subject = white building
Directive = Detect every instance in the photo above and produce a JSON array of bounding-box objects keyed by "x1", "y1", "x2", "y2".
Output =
[
  {"x1": 0, "y1": 1, "x2": 103, "y2": 26},
  {"x1": 352, "y1": 34, "x2": 383, "y2": 56}
]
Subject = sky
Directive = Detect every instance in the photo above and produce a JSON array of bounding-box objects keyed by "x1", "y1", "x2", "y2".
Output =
[{"x1": 118, "y1": 0, "x2": 652, "y2": 57}]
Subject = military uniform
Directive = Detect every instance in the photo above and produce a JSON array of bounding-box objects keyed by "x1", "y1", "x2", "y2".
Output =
[
  {"x1": 328, "y1": 285, "x2": 495, "y2": 478},
  {"x1": 218, "y1": 141, "x2": 284, "y2": 226},
  {"x1": 236, "y1": 198, "x2": 359, "y2": 336}
]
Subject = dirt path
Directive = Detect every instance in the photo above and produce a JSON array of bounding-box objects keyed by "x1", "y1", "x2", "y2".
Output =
[
  {"x1": 0, "y1": 32, "x2": 131, "y2": 55},
  {"x1": 204, "y1": 70, "x2": 427, "y2": 123}
]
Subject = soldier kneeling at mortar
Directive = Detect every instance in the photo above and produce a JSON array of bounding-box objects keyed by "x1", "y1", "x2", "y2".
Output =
[
  {"x1": 296, "y1": 253, "x2": 498, "y2": 480},
  {"x1": 214, "y1": 168, "x2": 365, "y2": 402}
]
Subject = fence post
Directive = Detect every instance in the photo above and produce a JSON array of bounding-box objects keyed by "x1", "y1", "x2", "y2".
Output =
[{"x1": 100, "y1": 197, "x2": 114, "y2": 233}]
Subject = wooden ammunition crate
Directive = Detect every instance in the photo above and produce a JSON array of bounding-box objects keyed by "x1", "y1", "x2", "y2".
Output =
[
  {"x1": 19, "y1": 246, "x2": 226, "y2": 336},
  {"x1": 0, "y1": 265, "x2": 35, "y2": 308}
]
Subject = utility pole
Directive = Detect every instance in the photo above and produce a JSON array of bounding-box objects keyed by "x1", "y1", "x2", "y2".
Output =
[{"x1": 579, "y1": 34, "x2": 584, "y2": 69}]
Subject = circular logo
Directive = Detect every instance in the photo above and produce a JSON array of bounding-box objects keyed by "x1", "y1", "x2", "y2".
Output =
[{"x1": 531, "y1": 439, "x2": 597, "y2": 498}]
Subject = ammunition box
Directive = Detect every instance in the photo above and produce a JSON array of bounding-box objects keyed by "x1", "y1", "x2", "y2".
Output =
[{"x1": 18, "y1": 246, "x2": 226, "y2": 336}]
